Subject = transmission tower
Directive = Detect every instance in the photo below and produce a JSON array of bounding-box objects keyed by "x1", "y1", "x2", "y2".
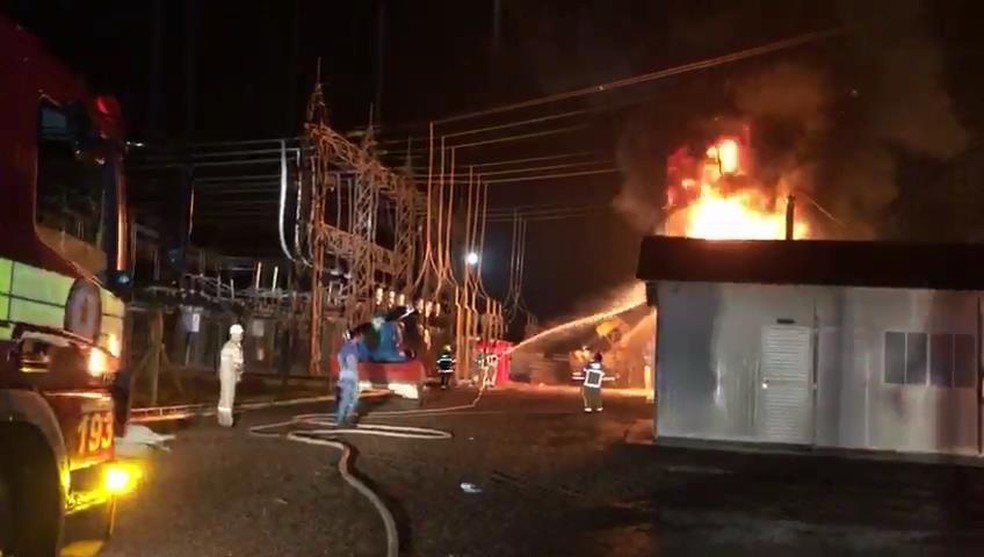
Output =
[{"x1": 302, "y1": 79, "x2": 423, "y2": 359}]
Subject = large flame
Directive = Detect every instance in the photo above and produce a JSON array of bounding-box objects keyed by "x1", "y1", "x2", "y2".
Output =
[
  {"x1": 679, "y1": 185, "x2": 808, "y2": 240},
  {"x1": 663, "y1": 134, "x2": 809, "y2": 240}
]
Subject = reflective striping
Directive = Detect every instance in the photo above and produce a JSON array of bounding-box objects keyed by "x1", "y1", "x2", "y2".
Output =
[
  {"x1": 9, "y1": 297, "x2": 65, "y2": 329},
  {"x1": 0, "y1": 258, "x2": 11, "y2": 293},
  {"x1": 100, "y1": 289, "x2": 125, "y2": 319},
  {"x1": 11, "y1": 261, "x2": 73, "y2": 305},
  {"x1": 102, "y1": 314, "x2": 124, "y2": 329},
  {"x1": 99, "y1": 315, "x2": 124, "y2": 353},
  {"x1": 0, "y1": 258, "x2": 125, "y2": 347}
]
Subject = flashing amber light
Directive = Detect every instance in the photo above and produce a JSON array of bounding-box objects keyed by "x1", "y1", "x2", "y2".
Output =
[{"x1": 103, "y1": 461, "x2": 141, "y2": 496}]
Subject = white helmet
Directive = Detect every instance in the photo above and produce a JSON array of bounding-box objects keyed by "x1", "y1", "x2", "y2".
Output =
[{"x1": 229, "y1": 324, "x2": 244, "y2": 336}]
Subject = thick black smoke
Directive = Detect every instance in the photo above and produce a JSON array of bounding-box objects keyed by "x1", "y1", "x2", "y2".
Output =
[{"x1": 614, "y1": 0, "x2": 968, "y2": 239}]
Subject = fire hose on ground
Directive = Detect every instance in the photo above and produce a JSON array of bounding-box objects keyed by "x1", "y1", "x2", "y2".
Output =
[{"x1": 247, "y1": 387, "x2": 488, "y2": 557}]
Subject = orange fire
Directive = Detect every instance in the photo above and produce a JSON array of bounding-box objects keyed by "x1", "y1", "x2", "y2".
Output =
[
  {"x1": 678, "y1": 186, "x2": 807, "y2": 240},
  {"x1": 663, "y1": 135, "x2": 808, "y2": 240}
]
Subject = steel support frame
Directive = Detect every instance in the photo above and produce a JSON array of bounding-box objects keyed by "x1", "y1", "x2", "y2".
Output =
[
  {"x1": 348, "y1": 176, "x2": 378, "y2": 324},
  {"x1": 394, "y1": 178, "x2": 416, "y2": 294},
  {"x1": 304, "y1": 84, "x2": 421, "y2": 328}
]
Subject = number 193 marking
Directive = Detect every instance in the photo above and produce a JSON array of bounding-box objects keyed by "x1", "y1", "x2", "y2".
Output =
[{"x1": 76, "y1": 412, "x2": 114, "y2": 455}]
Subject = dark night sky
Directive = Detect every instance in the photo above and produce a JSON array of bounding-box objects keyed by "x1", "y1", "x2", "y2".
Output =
[{"x1": 4, "y1": 0, "x2": 984, "y2": 321}]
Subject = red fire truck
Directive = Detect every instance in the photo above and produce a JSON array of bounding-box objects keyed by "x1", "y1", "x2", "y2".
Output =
[{"x1": 0, "y1": 15, "x2": 137, "y2": 555}]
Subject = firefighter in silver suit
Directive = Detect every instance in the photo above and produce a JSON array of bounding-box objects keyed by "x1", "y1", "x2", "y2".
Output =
[{"x1": 217, "y1": 323, "x2": 245, "y2": 427}]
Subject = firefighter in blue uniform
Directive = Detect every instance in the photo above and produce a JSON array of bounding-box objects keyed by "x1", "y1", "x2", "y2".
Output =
[
  {"x1": 436, "y1": 345, "x2": 456, "y2": 389},
  {"x1": 336, "y1": 328, "x2": 365, "y2": 425},
  {"x1": 582, "y1": 352, "x2": 605, "y2": 412}
]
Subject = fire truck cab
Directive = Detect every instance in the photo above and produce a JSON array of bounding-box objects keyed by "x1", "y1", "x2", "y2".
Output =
[{"x1": 0, "y1": 16, "x2": 135, "y2": 555}]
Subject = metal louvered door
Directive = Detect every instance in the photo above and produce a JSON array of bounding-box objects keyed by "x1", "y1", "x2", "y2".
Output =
[{"x1": 760, "y1": 325, "x2": 813, "y2": 445}]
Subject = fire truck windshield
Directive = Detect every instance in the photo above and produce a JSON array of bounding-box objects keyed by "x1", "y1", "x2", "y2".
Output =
[{"x1": 35, "y1": 101, "x2": 117, "y2": 278}]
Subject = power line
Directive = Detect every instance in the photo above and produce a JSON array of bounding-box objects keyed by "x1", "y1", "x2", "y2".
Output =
[
  {"x1": 431, "y1": 28, "x2": 842, "y2": 126},
  {"x1": 487, "y1": 200, "x2": 610, "y2": 213},
  {"x1": 487, "y1": 212, "x2": 598, "y2": 223},
  {"x1": 795, "y1": 190, "x2": 849, "y2": 229},
  {"x1": 376, "y1": 29, "x2": 841, "y2": 199},
  {"x1": 442, "y1": 108, "x2": 591, "y2": 140},
  {"x1": 407, "y1": 151, "x2": 606, "y2": 175},
  {"x1": 486, "y1": 168, "x2": 619, "y2": 184},
  {"x1": 374, "y1": 85, "x2": 661, "y2": 150},
  {"x1": 487, "y1": 206, "x2": 606, "y2": 218},
  {"x1": 468, "y1": 151, "x2": 605, "y2": 169},
  {"x1": 193, "y1": 203, "x2": 606, "y2": 222},
  {"x1": 478, "y1": 160, "x2": 612, "y2": 177},
  {"x1": 451, "y1": 124, "x2": 588, "y2": 150}
]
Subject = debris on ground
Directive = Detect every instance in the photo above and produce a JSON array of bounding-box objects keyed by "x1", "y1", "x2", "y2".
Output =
[{"x1": 459, "y1": 482, "x2": 482, "y2": 494}]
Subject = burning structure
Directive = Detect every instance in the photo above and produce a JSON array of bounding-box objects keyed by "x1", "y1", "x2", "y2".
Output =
[
  {"x1": 661, "y1": 119, "x2": 807, "y2": 241},
  {"x1": 624, "y1": 2, "x2": 975, "y2": 458}
]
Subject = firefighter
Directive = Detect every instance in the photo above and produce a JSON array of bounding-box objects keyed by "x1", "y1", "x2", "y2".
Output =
[
  {"x1": 218, "y1": 323, "x2": 245, "y2": 427},
  {"x1": 336, "y1": 328, "x2": 364, "y2": 426},
  {"x1": 483, "y1": 353, "x2": 500, "y2": 388},
  {"x1": 436, "y1": 345, "x2": 455, "y2": 389},
  {"x1": 581, "y1": 352, "x2": 605, "y2": 413}
]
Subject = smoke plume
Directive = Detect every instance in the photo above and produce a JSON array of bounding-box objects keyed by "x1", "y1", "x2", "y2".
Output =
[
  {"x1": 613, "y1": 0, "x2": 968, "y2": 239},
  {"x1": 816, "y1": 0, "x2": 968, "y2": 237},
  {"x1": 612, "y1": 115, "x2": 665, "y2": 233}
]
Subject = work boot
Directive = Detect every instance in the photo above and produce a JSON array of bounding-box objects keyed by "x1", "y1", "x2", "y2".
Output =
[{"x1": 584, "y1": 407, "x2": 592, "y2": 413}]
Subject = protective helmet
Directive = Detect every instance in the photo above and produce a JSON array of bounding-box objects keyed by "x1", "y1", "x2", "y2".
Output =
[
  {"x1": 593, "y1": 352, "x2": 603, "y2": 362},
  {"x1": 443, "y1": 344, "x2": 452, "y2": 352},
  {"x1": 229, "y1": 324, "x2": 244, "y2": 336}
]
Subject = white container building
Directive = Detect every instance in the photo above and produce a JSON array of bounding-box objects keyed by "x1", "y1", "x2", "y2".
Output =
[{"x1": 637, "y1": 236, "x2": 984, "y2": 457}]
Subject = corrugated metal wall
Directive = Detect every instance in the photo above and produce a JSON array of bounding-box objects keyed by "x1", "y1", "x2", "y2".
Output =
[{"x1": 653, "y1": 281, "x2": 982, "y2": 456}]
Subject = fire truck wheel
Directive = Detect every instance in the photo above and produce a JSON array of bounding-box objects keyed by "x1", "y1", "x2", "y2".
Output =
[{"x1": 0, "y1": 424, "x2": 63, "y2": 556}]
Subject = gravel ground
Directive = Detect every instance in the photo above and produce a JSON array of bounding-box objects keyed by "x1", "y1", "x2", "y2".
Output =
[{"x1": 94, "y1": 386, "x2": 984, "y2": 556}]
